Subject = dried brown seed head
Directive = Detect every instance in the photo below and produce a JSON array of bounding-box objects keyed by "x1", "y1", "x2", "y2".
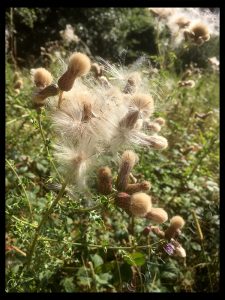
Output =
[
  {"x1": 131, "y1": 93, "x2": 154, "y2": 117},
  {"x1": 97, "y1": 166, "x2": 113, "y2": 195},
  {"x1": 125, "y1": 181, "x2": 151, "y2": 194},
  {"x1": 145, "y1": 135, "x2": 168, "y2": 150},
  {"x1": 115, "y1": 192, "x2": 131, "y2": 215},
  {"x1": 129, "y1": 192, "x2": 152, "y2": 217},
  {"x1": 146, "y1": 122, "x2": 161, "y2": 133},
  {"x1": 145, "y1": 207, "x2": 168, "y2": 224},
  {"x1": 154, "y1": 117, "x2": 166, "y2": 126},
  {"x1": 116, "y1": 150, "x2": 138, "y2": 191},
  {"x1": 58, "y1": 52, "x2": 91, "y2": 92},
  {"x1": 31, "y1": 68, "x2": 53, "y2": 88},
  {"x1": 123, "y1": 72, "x2": 141, "y2": 94},
  {"x1": 14, "y1": 79, "x2": 23, "y2": 90}
]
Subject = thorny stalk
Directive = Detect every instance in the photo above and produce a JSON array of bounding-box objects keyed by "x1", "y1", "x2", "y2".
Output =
[
  {"x1": 26, "y1": 177, "x2": 69, "y2": 268},
  {"x1": 6, "y1": 159, "x2": 33, "y2": 221}
]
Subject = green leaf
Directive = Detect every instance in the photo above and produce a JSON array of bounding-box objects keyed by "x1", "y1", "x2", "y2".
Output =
[
  {"x1": 60, "y1": 277, "x2": 76, "y2": 292},
  {"x1": 191, "y1": 242, "x2": 202, "y2": 251},
  {"x1": 91, "y1": 254, "x2": 104, "y2": 268},
  {"x1": 124, "y1": 252, "x2": 146, "y2": 266}
]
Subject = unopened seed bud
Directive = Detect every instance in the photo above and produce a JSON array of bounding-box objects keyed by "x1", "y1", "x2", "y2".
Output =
[
  {"x1": 115, "y1": 192, "x2": 131, "y2": 215},
  {"x1": 116, "y1": 150, "x2": 138, "y2": 191},
  {"x1": 97, "y1": 166, "x2": 113, "y2": 195},
  {"x1": 142, "y1": 226, "x2": 152, "y2": 236}
]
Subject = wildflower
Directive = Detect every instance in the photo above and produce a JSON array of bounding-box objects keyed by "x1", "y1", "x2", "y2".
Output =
[
  {"x1": 129, "y1": 192, "x2": 152, "y2": 217},
  {"x1": 145, "y1": 207, "x2": 168, "y2": 224},
  {"x1": 163, "y1": 242, "x2": 175, "y2": 255},
  {"x1": 97, "y1": 166, "x2": 113, "y2": 195},
  {"x1": 31, "y1": 68, "x2": 53, "y2": 89},
  {"x1": 164, "y1": 215, "x2": 185, "y2": 240}
]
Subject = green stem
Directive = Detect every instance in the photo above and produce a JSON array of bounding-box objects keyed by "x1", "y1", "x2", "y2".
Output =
[
  {"x1": 200, "y1": 240, "x2": 213, "y2": 292},
  {"x1": 36, "y1": 111, "x2": 62, "y2": 180},
  {"x1": 26, "y1": 177, "x2": 69, "y2": 268},
  {"x1": 6, "y1": 159, "x2": 33, "y2": 221},
  {"x1": 39, "y1": 238, "x2": 164, "y2": 250}
]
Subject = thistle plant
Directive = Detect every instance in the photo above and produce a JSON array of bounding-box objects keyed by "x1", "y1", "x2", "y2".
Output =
[{"x1": 26, "y1": 51, "x2": 187, "y2": 268}]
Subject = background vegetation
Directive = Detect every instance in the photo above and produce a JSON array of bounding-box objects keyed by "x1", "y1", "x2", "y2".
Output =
[{"x1": 6, "y1": 7, "x2": 219, "y2": 292}]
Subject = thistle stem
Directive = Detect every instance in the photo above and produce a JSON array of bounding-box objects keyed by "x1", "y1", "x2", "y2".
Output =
[
  {"x1": 58, "y1": 90, "x2": 64, "y2": 109},
  {"x1": 36, "y1": 111, "x2": 62, "y2": 181},
  {"x1": 26, "y1": 177, "x2": 69, "y2": 268},
  {"x1": 6, "y1": 159, "x2": 33, "y2": 221}
]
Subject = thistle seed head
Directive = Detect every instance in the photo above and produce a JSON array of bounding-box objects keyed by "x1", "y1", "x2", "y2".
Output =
[
  {"x1": 165, "y1": 215, "x2": 185, "y2": 239},
  {"x1": 125, "y1": 181, "x2": 151, "y2": 194},
  {"x1": 170, "y1": 215, "x2": 185, "y2": 229},
  {"x1": 14, "y1": 79, "x2": 23, "y2": 90},
  {"x1": 154, "y1": 117, "x2": 166, "y2": 126},
  {"x1": 131, "y1": 93, "x2": 154, "y2": 118},
  {"x1": 146, "y1": 122, "x2": 161, "y2": 133},
  {"x1": 145, "y1": 135, "x2": 168, "y2": 150},
  {"x1": 97, "y1": 166, "x2": 113, "y2": 195},
  {"x1": 31, "y1": 67, "x2": 53, "y2": 88},
  {"x1": 91, "y1": 63, "x2": 103, "y2": 77},
  {"x1": 116, "y1": 150, "x2": 138, "y2": 191},
  {"x1": 145, "y1": 207, "x2": 168, "y2": 224},
  {"x1": 68, "y1": 52, "x2": 91, "y2": 77},
  {"x1": 115, "y1": 192, "x2": 131, "y2": 215},
  {"x1": 129, "y1": 192, "x2": 152, "y2": 217},
  {"x1": 123, "y1": 72, "x2": 141, "y2": 94},
  {"x1": 33, "y1": 84, "x2": 59, "y2": 105},
  {"x1": 119, "y1": 110, "x2": 140, "y2": 129},
  {"x1": 58, "y1": 52, "x2": 91, "y2": 92},
  {"x1": 175, "y1": 16, "x2": 190, "y2": 28}
]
